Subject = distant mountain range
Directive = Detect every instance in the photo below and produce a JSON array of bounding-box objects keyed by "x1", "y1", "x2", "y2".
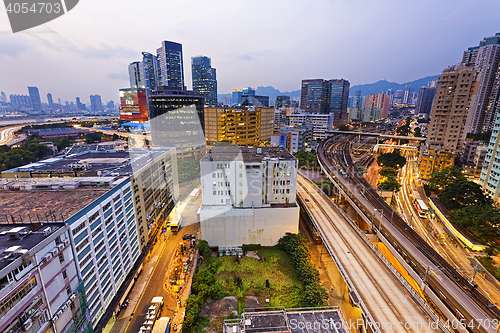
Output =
[{"x1": 217, "y1": 74, "x2": 440, "y2": 102}]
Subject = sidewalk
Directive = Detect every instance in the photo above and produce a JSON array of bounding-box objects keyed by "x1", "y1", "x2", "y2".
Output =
[{"x1": 103, "y1": 233, "x2": 169, "y2": 333}]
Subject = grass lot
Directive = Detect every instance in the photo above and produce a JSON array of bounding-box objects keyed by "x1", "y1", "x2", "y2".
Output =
[{"x1": 213, "y1": 248, "x2": 304, "y2": 312}]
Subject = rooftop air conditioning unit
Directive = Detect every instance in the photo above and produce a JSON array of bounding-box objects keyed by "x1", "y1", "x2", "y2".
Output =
[
  {"x1": 44, "y1": 252, "x2": 53, "y2": 261},
  {"x1": 43, "y1": 227, "x2": 52, "y2": 237},
  {"x1": 63, "y1": 239, "x2": 70, "y2": 247},
  {"x1": 50, "y1": 249, "x2": 58, "y2": 257},
  {"x1": 52, "y1": 313, "x2": 59, "y2": 322},
  {"x1": 57, "y1": 243, "x2": 65, "y2": 252},
  {"x1": 61, "y1": 303, "x2": 68, "y2": 312},
  {"x1": 23, "y1": 319, "x2": 32, "y2": 331}
]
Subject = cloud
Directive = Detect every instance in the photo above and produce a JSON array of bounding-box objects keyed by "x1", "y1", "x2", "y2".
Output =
[{"x1": 0, "y1": 35, "x2": 27, "y2": 56}]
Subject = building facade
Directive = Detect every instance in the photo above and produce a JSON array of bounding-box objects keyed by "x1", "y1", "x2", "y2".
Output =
[
  {"x1": 415, "y1": 86, "x2": 437, "y2": 115},
  {"x1": 148, "y1": 87, "x2": 205, "y2": 159},
  {"x1": 480, "y1": 110, "x2": 500, "y2": 202},
  {"x1": 204, "y1": 107, "x2": 274, "y2": 145},
  {"x1": 271, "y1": 125, "x2": 313, "y2": 153},
  {"x1": 191, "y1": 56, "x2": 217, "y2": 106},
  {"x1": 156, "y1": 41, "x2": 184, "y2": 89},
  {"x1": 90, "y1": 95, "x2": 103, "y2": 112},
  {"x1": 28, "y1": 86, "x2": 42, "y2": 111},
  {"x1": 276, "y1": 95, "x2": 291, "y2": 108},
  {"x1": 288, "y1": 111, "x2": 335, "y2": 140},
  {"x1": 300, "y1": 79, "x2": 350, "y2": 124},
  {"x1": 418, "y1": 65, "x2": 479, "y2": 176},
  {"x1": 119, "y1": 88, "x2": 149, "y2": 123},
  {"x1": 199, "y1": 146, "x2": 299, "y2": 247},
  {"x1": 364, "y1": 93, "x2": 390, "y2": 118},
  {"x1": 0, "y1": 223, "x2": 91, "y2": 333}
]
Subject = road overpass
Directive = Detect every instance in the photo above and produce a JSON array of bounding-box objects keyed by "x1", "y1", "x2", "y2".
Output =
[
  {"x1": 297, "y1": 174, "x2": 436, "y2": 332},
  {"x1": 326, "y1": 130, "x2": 426, "y2": 142}
]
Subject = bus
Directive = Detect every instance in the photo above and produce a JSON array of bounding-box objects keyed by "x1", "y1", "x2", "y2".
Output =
[
  {"x1": 152, "y1": 317, "x2": 171, "y2": 333},
  {"x1": 190, "y1": 188, "x2": 200, "y2": 200},
  {"x1": 414, "y1": 199, "x2": 429, "y2": 219},
  {"x1": 169, "y1": 215, "x2": 183, "y2": 233},
  {"x1": 139, "y1": 297, "x2": 164, "y2": 333}
]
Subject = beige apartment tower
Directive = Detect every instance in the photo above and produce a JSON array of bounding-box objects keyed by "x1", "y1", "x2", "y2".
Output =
[
  {"x1": 204, "y1": 107, "x2": 274, "y2": 146},
  {"x1": 418, "y1": 65, "x2": 479, "y2": 178}
]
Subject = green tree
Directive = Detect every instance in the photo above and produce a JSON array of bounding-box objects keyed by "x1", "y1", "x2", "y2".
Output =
[
  {"x1": 296, "y1": 151, "x2": 317, "y2": 168},
  {"x1": 450, "y1": 205, "x2": 500, "y2": 243},
  {"x1": 196, "y1": 240, "x2": 212, "y2": 260},
  {"x1": 84, "y1": 132, "x2": 103, "y2": 144},
  {"x1": 438, "y1": 178, "x2": 492, "y2": 210},
  {"x1": 428, "y1": 166, "x2": 464, "y2": 190},
  {"x1": 379, "y1": 166, "x2": 397, "y2": 177},
  {"x1": 303, "y1": 283, "x2": 328, "y2": 307},
  {"x1": 376, "y1": 151, "x2": 406, "y2": 169},
  {"x1": 377, "y1": 177, "x2": 401, "y2": 192},
  {"x1": 26, "y1": 143, "x2": 51, "y2": 159}
]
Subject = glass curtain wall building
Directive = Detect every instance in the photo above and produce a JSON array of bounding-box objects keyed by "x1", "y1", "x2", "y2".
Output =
[{"x1": 191, "y1": 56, "x2": 217, "y2": 106}]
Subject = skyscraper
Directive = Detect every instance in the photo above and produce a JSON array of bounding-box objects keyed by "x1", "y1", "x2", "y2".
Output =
[
  {"x1": 300, "y1": 79, "x2": 350, "y2": 124},
  {"x1": 0, "y1": 92, "x2": 7, "y2": 103},
  {"x1": 414, "y1": 86, "x2": 436, "y2": 115},
  {"x1": 232, "y1": 89, "x2": 243, "y2": 106},
  {"x1": 28, "y1": 86, "x2": 42, "y2": 111},
  {"x1": 156, "y1": 41, "x2": 185, "y2": 89},
  {"x1": 47, "y1": 93, "x2": 54, "y2": 106},
  {"x1": 148, "y1": 87, "x2": 205, "y2": 159},
  {"x1": 480, "y1": 108, "x2": 500, "y2": 202},
  {"x1": 90, "y1": 94, "x2": 103, "y2": 111},
  {"x1": 128, "y1": 61, "x2": 144, "y2": 88},
  {"x1": 276, "y1": 95, "x2": 291, "y2": 108},
  {"x1": 76, "y1": 97, "x2": 84, "y2": 110},
  {"x1": 365, "y1": 93, "x2": 390, "y2": 118},
  {"x1": 191, "y1": 56, "x2": 217, "y2": 106},
  {"x1": 402, "y1": 85, "x2": 414, "y2": 104},
  {"x1": 353, "y1": 89, "x2": 362, "y2": 108},
  {"x1": 462, "y1": 33, "x2": 500, "y2": 133}
]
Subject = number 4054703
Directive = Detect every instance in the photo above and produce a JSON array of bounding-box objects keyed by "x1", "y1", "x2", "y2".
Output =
[{"x1": 5, "y1": 2, "x2": 62, "y2": 14}]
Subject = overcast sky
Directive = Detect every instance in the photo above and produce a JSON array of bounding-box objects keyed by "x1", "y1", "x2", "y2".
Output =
[{"x1": 0, "y1": 0, "x2": 499, "y2": 104}]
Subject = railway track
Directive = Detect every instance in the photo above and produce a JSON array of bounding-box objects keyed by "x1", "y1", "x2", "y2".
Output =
[{"x1": 316, "y1": 135, "x2": 500, "y2": 333}]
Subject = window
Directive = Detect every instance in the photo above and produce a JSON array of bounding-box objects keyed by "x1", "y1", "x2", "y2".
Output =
[
  {"x1": 59, "y1": 252, "x2": 65, "y2": 263},
  {"x1": 213, "y1": 190, "x2": 216, "y2": 195},
  {"x1": 66, "y1": 286, "x2": 72, "y2": 295},
  {"x1": 62, "y1": 270, "x2": 67, "y2": 279}
]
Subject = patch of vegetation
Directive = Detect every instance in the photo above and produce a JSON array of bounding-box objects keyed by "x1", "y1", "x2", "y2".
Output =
[
  {"x1": 379, "y1": 166, "x2": 397, "y2": 177},
  {"x1": 376, "y1": 150, "x2": 406, "y2": 169},
  {"x1": 377, "y1": 177, "x2": 400, "y2": 192},
  {"x1": 477, "y1": 256, "x2": 500, "y2": 283},
  {"x1": 241, "y1": 244, "x2": 261, "y2": 254},
  {"x1": 313, "y1": 179, "x2": 335, "y2": 196},
  {"x1": 177, "y1": 159, "x2": 201, "y2": 183},
  {"x1": 427, "y1": 166, "x2": 464, "y2": 191},
  {"x1": 296, "y1": 151, "x2": 317, "y2": 168}
]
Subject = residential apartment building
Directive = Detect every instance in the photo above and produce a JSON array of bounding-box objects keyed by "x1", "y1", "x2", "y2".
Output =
[
  {"x1": 418, "y1": 149, "x2": 454, "y2": 180},
  {"x1": 480, "y1": 111, "x2": 500, "y2": 202},
  {"x1": 418, "y1": 65, "x2": 479, "y2": 178},
  {"x1": 415, "y1": 86, "x2": 437, "y2": 115},
  {"x1": 0, "y1": 148, "x2": 179, "y2": 328},
  {"x1": 204, "y1": 107, "x2": 274, "y2": 145},
  {"x1": 462, "y1": 33, "x2": 500, "y2": 133},
  {"x1": 288, "y1": 111, "x2": 335, "y2": 140},
  {"x1": 347, "y1": 107, "x2": 381, "y2": 122},
  {"x1": 271, "y1": 125, "x2": 313, "y2": 153},
  {"x1": 199, "y1": 146, "x2": 299, "y2": 247},
  {"x1": 364, "y1": 93, "x2": 390, "y2": 118},
  {"x1": 0, "y1": 223, "x2": 91, "y2": 333}
]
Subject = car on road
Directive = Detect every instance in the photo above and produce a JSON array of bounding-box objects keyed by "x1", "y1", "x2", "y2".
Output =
[{"x1": 182, "y1": 234, "x2": 196, "y2": 240}]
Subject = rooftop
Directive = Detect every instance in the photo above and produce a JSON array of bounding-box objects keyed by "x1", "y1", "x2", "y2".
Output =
[
  {"x1": 0, "y1": 188, "x2": 108, "y2": 224},
  {"x1": 201, "y1": 146, "x2": 295, "y2": 163},
  {"x1": 224, "y1": 308, "x2": 348, "y2": 333},
  {"x1": 0, "y1": 223, "x2": 65, "y2": 271}
]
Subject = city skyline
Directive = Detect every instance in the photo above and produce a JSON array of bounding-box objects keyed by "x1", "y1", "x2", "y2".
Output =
[{"x1": 1, "y1": 0, "x2": 499, "y2": 102}]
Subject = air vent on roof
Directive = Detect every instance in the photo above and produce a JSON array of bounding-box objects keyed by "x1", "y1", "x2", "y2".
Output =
[{"x1": 43, "y1": 227, "x2": 52, "y2": 237}]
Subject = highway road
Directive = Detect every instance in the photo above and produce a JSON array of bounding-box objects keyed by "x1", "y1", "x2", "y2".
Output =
[
  {"x1": 298, "y1": 174, "x2": 432, "y2": 332},
  {"x1": 0, "y1": 125, "x2": 25, "y2": 145},
  {"x1": 396, "y1": 151, "x2": 500, "y2": 311},
  {"x1": 319, "y1": 137, "x2": 499, "y2": 333}
]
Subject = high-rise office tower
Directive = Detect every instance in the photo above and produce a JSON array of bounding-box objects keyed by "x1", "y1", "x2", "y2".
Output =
[
  {"x1": 90, "y1": 94, "x2": 103, "y2": 111},
  {"x1": 462, "y1": 33, "x2": 500, "y2": 133},
  {"x1": 156, "y1": 41, "x2": 184, "y2": 89},
  {"x1": 418, "y1": 65, "x2": 479, "y2": 179},
  {"x1": 415, "y1": 86, "x2": 437, "y2": 115},
  {"x1": 28, "y1": 86, "x2": 42, "y2": 111},
  {"x1": 191, "y1": 56, "x2": 217, "y2": 106},
  {"x1": 403, "y1": 85, "x2": 414, "y2": 104},
  {"x1": 128, "y1": 61, "x2": 144, "y2": 88},
  {"x1": 76, "y1": 97, "x2": 84, "y2": 110},
  {"x1": 148, "y1": 87, "x2": 205, "y2": 159},
  {"x1": 276, "y1": 95, "x2": 291, "y2": 108},
  {"x1": 47, "y1": 93, "x2": 54, "y2": 106},
  {"x1": 300, "y1": 79, "x2": 349, "y2": 124},
  {"x1": 142, "y1": 52, "x2": 158, "y2": 92},
  {"x1": 353, "y1": 89, "x2": 362, "y2": 108},
  {"x1": 0, "y1": 91, "x2": 7, "y2": 103}
]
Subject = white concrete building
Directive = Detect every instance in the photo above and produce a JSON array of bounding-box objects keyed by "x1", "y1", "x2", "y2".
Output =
[
  {"x1": 199, "y1": 146, "x2": 299, "y2": 247},
  {"x1": 288, "y1": 111, "x2": 335, "y2": 140},
  {"x1": 0, "y1": 223, "x2": 89, "y2": 333}
]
